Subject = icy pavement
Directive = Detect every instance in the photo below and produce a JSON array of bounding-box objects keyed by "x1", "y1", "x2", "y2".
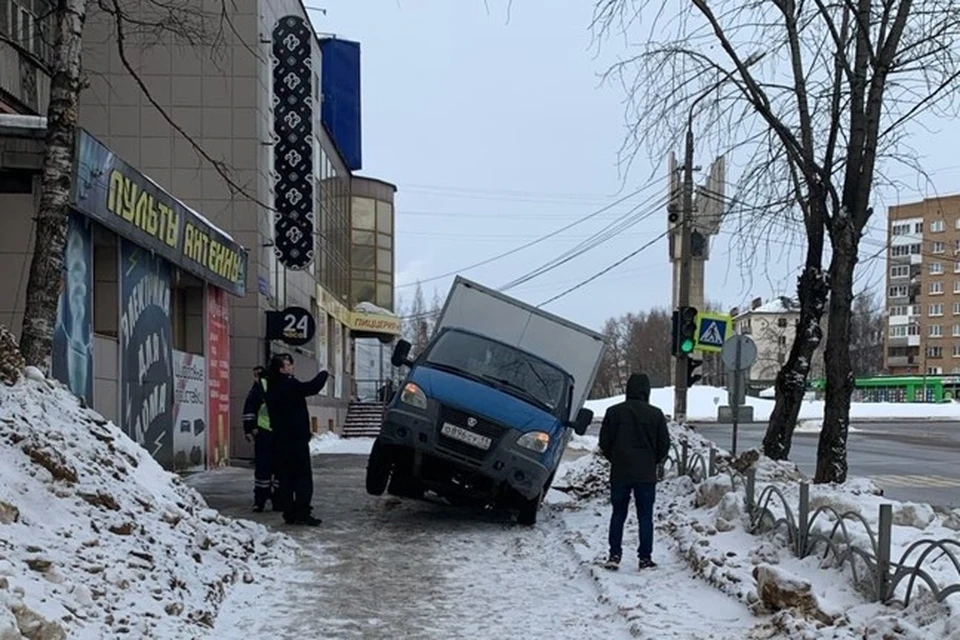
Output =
[{"x1": 191, "y1": 454, "x2": 773, "y2": 639}]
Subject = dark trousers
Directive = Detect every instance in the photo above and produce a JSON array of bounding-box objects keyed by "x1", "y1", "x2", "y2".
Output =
[
  {"x1": 608, "y1": 482, "x2": 657, "y2": 560},
  {"x1": 253, "y1": 430, "x2": 276, "y2": 508},
  {"x1": 276, "y1": 444, "x2": 313, "y2": 522}
]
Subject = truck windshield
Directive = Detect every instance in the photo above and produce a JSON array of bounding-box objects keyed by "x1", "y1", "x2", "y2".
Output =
[{"x1": 423, "y1": 330, "x2": 568, "y2": 413}]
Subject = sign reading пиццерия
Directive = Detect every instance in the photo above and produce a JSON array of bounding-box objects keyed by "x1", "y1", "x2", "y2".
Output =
[{"x1": 70, "y1": 129, "x2": 248, "y2": 297}]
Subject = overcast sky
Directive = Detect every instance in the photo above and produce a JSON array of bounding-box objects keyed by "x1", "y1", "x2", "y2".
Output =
[{"x1": 309, "y1": 0, "x2": 960, "y2": 330}]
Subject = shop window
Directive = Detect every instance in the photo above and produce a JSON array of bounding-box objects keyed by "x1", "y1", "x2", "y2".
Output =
[
  {"x1": 377, "y1": 233, "x2": 392, "y2": 249},
  {"x1": 170, "y1": 270, "x2": 204, "y2": 354},
  {"x1": 376, "y1": 283, "x2": 392, "y2": 308},
  {"x1": 354, "y1": 281, "x2": 375, "y2": 304},
  {"x1": 92, "y1": 228, "x2": 119, "y2": 338},
  {"x1": 352, "y1": 229, "x2": 375, "y2": 245}
]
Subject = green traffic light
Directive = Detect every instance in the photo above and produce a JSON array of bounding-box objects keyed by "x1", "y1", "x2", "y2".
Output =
[{"x1": 681, "y1": 338, "x2": 695, "y2": 353}]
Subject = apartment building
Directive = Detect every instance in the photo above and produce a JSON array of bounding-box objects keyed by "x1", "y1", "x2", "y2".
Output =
[
  {"x1": 731, "y1": 297, "x2": 826, "y2": 383},
  {"x1": 885, "y1": 195, "x2": 960, "y2": 377},
  {"x1": 1, "y1": 0, "x2": 401, "y2": 466}
]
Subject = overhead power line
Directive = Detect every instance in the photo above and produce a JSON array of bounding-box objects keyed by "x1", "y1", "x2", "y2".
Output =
[
  {"x1": 538, "y1": 225, "x2": 678, "y2": 308},
  {"x1": 395, "y1": 179, "x2": 662, "y2": 290}
]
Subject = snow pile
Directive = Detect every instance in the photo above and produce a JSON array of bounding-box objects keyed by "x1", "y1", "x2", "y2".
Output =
[
  {"x1": 0, "y1": 375, "x2": 297, "y2": 639},
  {"x1": 586, "y1": 385, "x2": 960, "y2": 422},
  {"x1": 552, "y1": 433, "x2": 960, "y2": 638},
  {"x1": 309, "y1": 431, "x2": 375, "y2": 456},
  {"x1": 354, "y1": 301, "x2": 396, "y2": 316}
]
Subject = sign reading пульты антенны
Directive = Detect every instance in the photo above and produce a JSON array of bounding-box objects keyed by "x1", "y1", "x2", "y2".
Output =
[{"x1": 695, "y1": 312, "x2": 732, "y2": 353}]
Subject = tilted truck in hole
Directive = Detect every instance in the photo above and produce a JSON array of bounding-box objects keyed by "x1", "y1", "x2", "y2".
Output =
[{"x1": 365, "y1": 276, "x2": 607, "y2": 524}]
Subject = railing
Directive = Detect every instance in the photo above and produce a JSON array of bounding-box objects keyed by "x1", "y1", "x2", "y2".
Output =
[{"x1": 667, "y1": 436, "x2": 960, "y2": 606}]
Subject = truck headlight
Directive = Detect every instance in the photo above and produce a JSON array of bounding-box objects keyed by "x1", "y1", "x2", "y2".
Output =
[
  {"x1": 517, "y1": 431, "x2": 550, "y2": 453},
  {"x1": 399, "y1": 382, "x2": 427, "y2": 409}
]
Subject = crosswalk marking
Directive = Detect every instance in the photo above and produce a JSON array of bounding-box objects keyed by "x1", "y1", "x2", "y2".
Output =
[{"x1": 869, "y1": 474, "x2": 960, "y2": 489}]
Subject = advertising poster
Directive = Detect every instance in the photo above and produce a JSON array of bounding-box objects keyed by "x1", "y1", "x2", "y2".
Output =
[
  {"x1": 206, "y1": 286, "x2": 230, "y2": 468},
  {"x1": 119, "y1": 239, "x2": 174, "y2": 468},
  {"x1": 51, "y1": 212, "x2": 93, "y2": 404},
  {"x1": 172, "y1": 351, "x2": 207, "y2": 472}
]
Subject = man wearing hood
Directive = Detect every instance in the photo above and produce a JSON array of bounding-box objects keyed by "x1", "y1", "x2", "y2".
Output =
[{"x1": 598, "y1": 373, "x2": 670, "y2": 570}]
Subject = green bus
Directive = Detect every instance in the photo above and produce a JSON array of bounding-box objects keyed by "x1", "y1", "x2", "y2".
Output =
[{"x1": 809, "y1": 375, "x2": 960, "y2": 403}]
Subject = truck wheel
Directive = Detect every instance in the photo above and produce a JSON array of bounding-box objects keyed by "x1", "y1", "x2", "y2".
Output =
[
  {"x1": 365, "y1": 439, "x2": 391, "y2": 496},
  {"x1": 516, "y1": 492, "x2": 541, "y2": 526}
]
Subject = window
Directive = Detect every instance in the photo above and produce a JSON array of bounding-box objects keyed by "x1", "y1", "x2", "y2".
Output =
[
  {"x1": 956, "y1": 218, "x2": 960, "y2": 230},
  {"x1": 912, "y1": 243, "x2": 923, "y2": 254},
  {"x1": 953, "y1": 324, "x2": 960, "y2": 337},
  {"x1": 932, "y1": 219, "x2": 946, "y2": 233},
  {"x1": 889, "y1": 285, "x2": 908, "y2": 298},
  {"x1": 931, "y1": 262, "x2": 944, "y2": 275},
  {"x1": 892, "y1": 223, "x2": 910, "y2": 235},
  {"x1": 930, "y1": 324, "x2": 943, "y2": 337},
  {"x1": 93, "y1": 228, "x2": 119, "y2": 337},
  {"x1": 927, "y1": 346, "x2": 943, "y2": 358},
  {"x1": 889, "y1": 306, "x2": 906, "y2": 316},
  {"x1": 912, "y1": 305, "x2": 921, "y2": 316},
  {"x1": 891, "y1": 245, "x2": 910, "y2": 257},
  {"x1": 933, "y1": 241, "x2": 946, "y2": 254},
  {"x1": 955, "y1": 281, "x2": 960, "y2": 294},
  {"x1": 890, "y1": 265, "x2": 910, "y2": 278},
  {"x1": 916, "y1": 222, "x2": 924, "y2": 234},
  {"x1": 928, "y1": 366, "x2": 944, "y2": 374},
  {"x1": 890, "y1": 325, "x2": 907, "y2": 338},
  {"x1": 953, "y1": 344, "x2": 960, "y2": 357},
  {"x1": 931, "y1": 281, "x2": 944, "y2": 295},
  {"x1": 930, "y1": 303, "x2": 944, "y2": 316},
  {"x1": 955, "y1": 238, "x2": 960, "y2": 253}
]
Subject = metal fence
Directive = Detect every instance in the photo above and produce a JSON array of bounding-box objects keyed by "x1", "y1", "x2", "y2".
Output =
[{"x1": 666, "y1": 436, "x2": 960, "y2": 607}]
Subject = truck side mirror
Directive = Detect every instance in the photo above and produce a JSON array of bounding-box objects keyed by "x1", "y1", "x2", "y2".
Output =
[
  {"x1": 391, "y1": 339, "x2": 413, "y2": 368},
  {"x1": 571, "y1": 408, "x2": 594, "y2": 436}
]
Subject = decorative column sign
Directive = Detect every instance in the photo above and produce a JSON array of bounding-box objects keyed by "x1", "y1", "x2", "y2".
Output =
[{"x1": 271, "y1": 15, "x2": 315, "y2": 270}]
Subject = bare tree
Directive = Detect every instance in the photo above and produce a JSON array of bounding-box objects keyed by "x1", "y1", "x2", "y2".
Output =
[
  {"x1": 19, "y1": 0, "x2": 88, "y2": 369},
  {"x1": 851, "y1": 289, "x2": 884, "y2": 377},
  {"x1": 19, "y1": 0, "x2": 261, "y2": 369},
  {"x1": 407, "y1": 282, "x2": 430, "y2": 356},
  {"x1": 593, "y1": 0, "x2": 960, "y2": 482},
  {"x1": 590, "y1": 318, "x2": 625, "y2": 398}
]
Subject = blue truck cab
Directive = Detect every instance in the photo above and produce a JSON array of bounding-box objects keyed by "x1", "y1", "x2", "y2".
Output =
[{"x1": 365, "y1": 277, "x2": 605, "y2": 525}]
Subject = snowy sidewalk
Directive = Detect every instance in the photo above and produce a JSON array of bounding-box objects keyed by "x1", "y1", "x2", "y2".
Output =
[{"x1": 189, "y1": 455, "x2": 778, "y2": 639}]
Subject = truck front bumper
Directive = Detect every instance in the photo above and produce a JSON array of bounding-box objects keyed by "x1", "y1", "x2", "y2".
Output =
[{"x1": 377, "y1": 407, "x2": 553, "y2": 501}]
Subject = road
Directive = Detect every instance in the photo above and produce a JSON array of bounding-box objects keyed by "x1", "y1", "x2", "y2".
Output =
[
  {"x1": 192, "y1": 455, "x2": 638, "y2": 639},
  {"x1": 691, "y1": 421, "x2": 960, "y2": 508}
]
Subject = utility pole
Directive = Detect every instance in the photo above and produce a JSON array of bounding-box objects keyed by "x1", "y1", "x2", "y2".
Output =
[{"x1": 673, "y1": 125, "x2": 695, "y2": 424}]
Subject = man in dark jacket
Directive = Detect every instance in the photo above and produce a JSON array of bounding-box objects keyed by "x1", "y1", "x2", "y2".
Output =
[
  {"x1": 241, "y1": 366, "x2": 281, "y2": 513},
  {"x1": 265, "y1": 353, "x2": 329, "y2": 526},
  {"x1": 598, "y1": 373, "x2": 670, "y2": 571}
]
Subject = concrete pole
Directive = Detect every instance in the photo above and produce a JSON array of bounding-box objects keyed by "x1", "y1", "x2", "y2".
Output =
[{"x1": 673, "y1": 125, "x2": 694, "y2": 423}]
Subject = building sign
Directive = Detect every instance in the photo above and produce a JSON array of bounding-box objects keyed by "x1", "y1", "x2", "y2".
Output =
[
  {"x1": 71, "y1": 129, "x2": 248, "y2": 297},
  {"x1": 266, "y1": 306, "x2": 316, "y2": 346},
  {"x1": 206, "y1": 287, "x2": 230, "y2": 468},
  {"x1": 271, "y1": 15, "x2": 315, "y2": 270},
  {"x1": 349, "y1": 310, "x2": 402, "y2": 335},
  {"x1": 119, "y1": 239, "x2": 174, "y2": 468},
  {"x1": 172, "y1": 351, "x2": 207, "y2": 472}
]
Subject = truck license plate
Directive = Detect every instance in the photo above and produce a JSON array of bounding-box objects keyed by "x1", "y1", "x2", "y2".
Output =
[{"x1": 440, "y1": 422, "x2": 492, "y2": 450}]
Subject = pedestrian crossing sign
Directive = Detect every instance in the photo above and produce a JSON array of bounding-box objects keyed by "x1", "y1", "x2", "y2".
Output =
[{"x1": 695, "y1": 312, "x2": 731, "y2": 353}]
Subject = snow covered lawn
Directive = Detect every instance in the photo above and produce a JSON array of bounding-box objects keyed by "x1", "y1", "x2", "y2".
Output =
[
  {"x1": 585, "y1": 385, "x2": 960, "y2": 423},
  {"x1": 550, "y1": 423, "x2": 960, "y2": 639},
  {"x1": 309, "y1": 431, "x2": 375, "y2": 456},
  {"x1": 0, "y1": 376, "x2": 297, "y2": 639}
]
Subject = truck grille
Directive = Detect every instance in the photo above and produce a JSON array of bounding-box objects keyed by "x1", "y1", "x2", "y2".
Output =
[{"x1": 436, "y1": 406, "x2": 509, "y2": 463}]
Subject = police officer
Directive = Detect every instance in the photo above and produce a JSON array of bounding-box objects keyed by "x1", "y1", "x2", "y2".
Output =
[
  {"x1": 241, "y1": 366, "x2": 280, "y2": 512},
  {"x1": 265, "y1": 353, "x2": 329, "y2": 526}
]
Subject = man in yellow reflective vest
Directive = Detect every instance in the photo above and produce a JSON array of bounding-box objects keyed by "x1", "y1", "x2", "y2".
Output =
[{"x1": 242, "y1": 366, "x2": 280, "y2": 512}]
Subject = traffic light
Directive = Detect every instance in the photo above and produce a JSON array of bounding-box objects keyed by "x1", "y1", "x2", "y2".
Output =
[
  {"x1": 687, "y1": 357, "x2": 703, "y2": 387},
  {"x1": 671, "y1": 306, "x2": 699, "y2": 356}
]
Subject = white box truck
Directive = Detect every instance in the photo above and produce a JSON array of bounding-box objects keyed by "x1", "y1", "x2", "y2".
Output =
[{"x1": 365, "y1": 276, "x2": 607, "y2": 524}]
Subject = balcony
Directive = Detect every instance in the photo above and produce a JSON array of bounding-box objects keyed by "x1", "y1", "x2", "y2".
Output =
[
  {"x1": 886, "y1": 356, "x2": 915, "y2": 367},
  {"x1": 0, "y1": 40, "x2": 50, "y2": 114}
]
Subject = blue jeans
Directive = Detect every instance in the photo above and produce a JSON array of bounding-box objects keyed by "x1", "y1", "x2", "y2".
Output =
[{"x1": 608, "y1": 482, "x2": 656, "y2": 560}]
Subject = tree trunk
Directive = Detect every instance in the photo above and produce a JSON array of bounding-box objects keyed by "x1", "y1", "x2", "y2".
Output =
[
  {"x1": 815, "y1": 217, "x2": 858, "y2": 484},
  {"x1": 762, "y1": 194, "x2": 829, "y2": 460},
  {"x1": 18, "y1": 0, "x2": 89, "y2": 369},
  {"x1": 762, "y1": 264, "x2": 829, "y2": 459}
]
